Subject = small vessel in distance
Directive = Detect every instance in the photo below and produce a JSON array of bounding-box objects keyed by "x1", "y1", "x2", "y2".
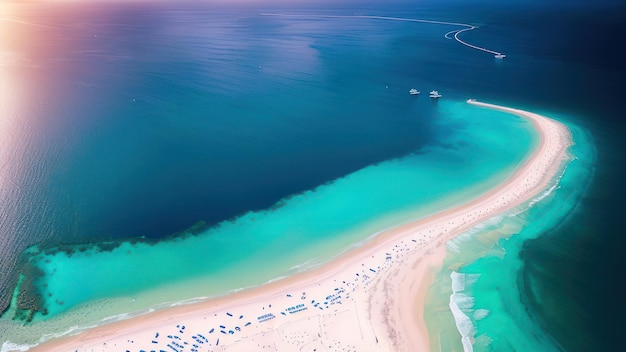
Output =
[
  {"x1": 495, "y1": 53, "x2": 506, "y2": 59},
  {"x1": 409, "y1": 88, "x2": 420, "y2": 95},
  {"x1": 429, "y1": 90, "x2": 442, "y2": 98}
]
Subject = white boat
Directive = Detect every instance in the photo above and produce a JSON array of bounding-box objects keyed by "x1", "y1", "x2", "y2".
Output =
[
  {"x1": 429, "y1": 90, "x2": 442, "y2": 98},
  {"x1": 495, "y1": 53, "x2": 506, "y2": 59},
  {"x1": 409, "y1": 88, "x2": 420, "y2": 95}
]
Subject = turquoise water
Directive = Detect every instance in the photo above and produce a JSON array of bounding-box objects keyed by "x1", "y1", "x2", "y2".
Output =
[
  {"x1": 425, "y1": 116, "x2": 595, "y2": 351},
  {"x1": 1, "y1": 100, "x2": 537, "y2": 345}
]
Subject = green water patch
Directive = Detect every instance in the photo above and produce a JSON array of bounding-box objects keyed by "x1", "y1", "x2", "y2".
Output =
[
  {"x1": 424, "y1": 117, "x2": 595, "y2": 351},
  {"x1": 1, "y1": 100, "x2": 538, "y2": 345}
]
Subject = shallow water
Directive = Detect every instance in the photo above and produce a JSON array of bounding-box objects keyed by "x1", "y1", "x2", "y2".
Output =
[
  {"x1": 1, "y1": 99, "x2": 537, "y2": 345},
  {"x1": 425, "y1": 120, "x2": 595, "y2": 351}
]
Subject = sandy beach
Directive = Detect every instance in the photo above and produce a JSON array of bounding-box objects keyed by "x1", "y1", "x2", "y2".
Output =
[{"x1": 23, "y1": 101, "x2": 572, "y2": 352}]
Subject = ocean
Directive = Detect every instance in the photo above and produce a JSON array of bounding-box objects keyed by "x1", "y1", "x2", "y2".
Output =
[{"x1": 1, "y1": 1, "x2": 624, "y2": 351}]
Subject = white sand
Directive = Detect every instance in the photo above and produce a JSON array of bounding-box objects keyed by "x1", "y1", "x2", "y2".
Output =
[{"x1": 26, "y1": 101, "x2": 573, "y2": 352}]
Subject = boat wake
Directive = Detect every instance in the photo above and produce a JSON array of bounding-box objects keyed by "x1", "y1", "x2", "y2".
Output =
[{"x1": 260, "y1": 13, "x2": 506, "y2": 58}]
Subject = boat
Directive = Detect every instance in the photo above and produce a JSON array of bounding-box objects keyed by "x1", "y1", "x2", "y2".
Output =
[
  {"x1": 429, "y1": 90, "x2": 442, "y2": 98},
  {"x1": 409, "y1": 88, "x2": 420, "y2": 95},
  {"x1": 495, "y1": 53, "x2": 506, "y2": 59}
]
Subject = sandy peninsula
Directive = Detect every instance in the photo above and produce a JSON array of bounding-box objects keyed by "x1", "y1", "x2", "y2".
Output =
[{"x1": 25, "y1": 101, "x2": 573, "y2": 352}]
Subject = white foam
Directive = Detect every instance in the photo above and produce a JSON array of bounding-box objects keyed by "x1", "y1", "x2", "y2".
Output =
[
  {"x1": 39, "y1": 325, "x2": 89, "y2": 341},
  {"x1": 169, "y1": 296, "x2": 209, "y2": 307},
  {"x1": 266, "y1": 275, "x2": 288, "y2": 284},
  {"x1": 1, "y1": 341, "x2": 36, "y2": 352},
  {"x1": 473, "y1": 309, "x2": 489, "y2": 320},
  {"x1": 450, "y1": 271, "x2": 466, "y2": 293},
  {"x1": 347, "y1": 229, "x2": 385, "y2": 250},
  {"x1": 461, "y1": 336, "x2": 474, "y2": 352},
  {"x1": 527, "y1": 183, "x2": 559, "y2": 208},
  {"x1": 447, "y1": 231, "x2": 474, "y2": 253},
  {"x1": 449, "y1": 271, "x2": 479, "y2": 352},
  {"x1": 101, "y1": 312, "x2": 131, "y2": 322},
  {"x1": 450, "y1": 271, "x2": 480, "y2": 293},
  {"x1": 449, "y1": 295, "x2": 475, "y2": 352},
  {"x1": 454, "y1": 293, "x2": 476, "y2": 310},
  {"x1": 99, "y1": 305, "x2": 151, "y2": 322},
  {"x1": 446, "y1": 240, "x2": 462, "y2": 253},
  {"x1": 508, "y1": 160, "x2": 570, "y2": 217},
  {"x1": 5, "y1": 324, "x2": 98, "y2": 351},
  {"x1": 449, "y1": 214, "x2": 507, "y2": 250},
  {"x1": 289, "y1": 255, "x2": 324, "y2": 272}
]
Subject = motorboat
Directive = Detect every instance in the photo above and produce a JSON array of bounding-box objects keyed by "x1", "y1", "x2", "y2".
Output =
[{"x1": 429, "y1": 90, "x2": 442, "y2": 98}]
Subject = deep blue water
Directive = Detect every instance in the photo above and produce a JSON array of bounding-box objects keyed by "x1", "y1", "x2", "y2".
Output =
[{"x1": 1, "y1": 0, "x2": 625, "y2": 350}]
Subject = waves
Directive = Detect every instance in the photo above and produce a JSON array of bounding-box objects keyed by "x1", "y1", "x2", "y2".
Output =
[
  {"x1": 431, "y1": 119, "x2": 595, "y2": 352},
  {"x1": 1, "y1": 341, "x2": 34, "y2": 352},
  {"x1": 0, "y1": 324, "x2": 92, "y2": 352},
  {"x1": 449, "y1": 271, "x2": 481, "y2": 352}
]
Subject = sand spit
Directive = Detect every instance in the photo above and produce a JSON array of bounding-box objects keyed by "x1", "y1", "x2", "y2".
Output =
[{"x1": 21, "y1": 101, "x2": 572, "y2": 352}]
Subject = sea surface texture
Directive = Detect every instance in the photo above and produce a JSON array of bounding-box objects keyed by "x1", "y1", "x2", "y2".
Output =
[{"x1": 1, "y1": 1, "x2": 624, "y2": 351}]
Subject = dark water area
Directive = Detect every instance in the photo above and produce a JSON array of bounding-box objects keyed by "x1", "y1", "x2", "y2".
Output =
[
  {"x1": 521, "y1": 119, "x2": 626, "y2": 351},
  {"x1": 447, "y1": 2, "x2": 626, "y2": 351},
  {"x1": 382, "y1": 1, "x2": 626, "y2": 350},
  {"x1": 484, "y1": 5, "x2": 626, "y2": 352}
]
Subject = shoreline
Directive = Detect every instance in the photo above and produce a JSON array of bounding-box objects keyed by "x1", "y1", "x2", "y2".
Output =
[{"x1": 16, "y1": 100, "x2": 572, "y2": 352}]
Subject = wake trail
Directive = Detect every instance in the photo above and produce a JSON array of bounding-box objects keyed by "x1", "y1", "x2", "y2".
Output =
[{"x1": 260, "y1": 13, "x2": 505, "y2": 58}]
